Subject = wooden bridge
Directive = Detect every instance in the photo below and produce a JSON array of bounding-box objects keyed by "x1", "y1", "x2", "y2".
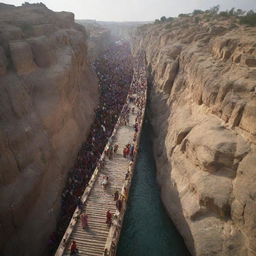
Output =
[{"x1": 55, "y1": 57, "x2": 147, "y2": 256}]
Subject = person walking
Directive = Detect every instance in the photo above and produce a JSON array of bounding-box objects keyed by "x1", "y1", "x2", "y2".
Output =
[
  {"x1": 80, "y1": 212, "x2": 88, "y2": 229},
  {"x1": 114, "y1": 190, "x2": 119, "y2": 201},
  {"x1": 70, "y1": 241, "x2": 78, "y2": 256},
  {"x1": 101, "y1": 176, "x2": 109, "y2": 189},
  {"x1": 106, "y1": 210, "x2": 112, "y2": 226},
  {"x1": 114, "y1": 144, "x2": 119, "y2": 154}
]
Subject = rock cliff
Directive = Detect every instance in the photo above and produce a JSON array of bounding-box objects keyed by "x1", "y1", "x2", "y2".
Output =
[
  {"x1": 77, "y1": 20, "x2": 114, "y2": 61},
  {"x1": 0, "y1": 3, "x2": 98, "y2": 255},
  {"x1": 133, "y1": 15, "x2": 256, "y2": 256}
]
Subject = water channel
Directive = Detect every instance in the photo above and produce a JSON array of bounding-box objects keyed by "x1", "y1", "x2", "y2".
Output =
[{"x1": 117, "y1": 102, "x2": 191, "y2": 256}]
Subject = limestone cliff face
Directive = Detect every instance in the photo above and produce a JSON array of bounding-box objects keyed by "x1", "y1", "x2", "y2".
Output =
[
  {"x1": 0, "y1": 3, "x2": 99, "y2": 255},
  {"x1": 77, "y1": 20, "x2": 114, "y2": 61},
  {"x1": 133, "y1": 17, "x2": 256, "y2": 256}
]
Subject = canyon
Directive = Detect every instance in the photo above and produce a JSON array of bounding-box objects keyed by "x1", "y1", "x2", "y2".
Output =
[
  {"x1": 0, "y1": 3, "x2": 98, "y2": 255},
  {"x1": 133, "y1": 14, "x2": 256, "y2": 256},
  {"x1": 77, "y1": 20, "x2": 113, "y2": 61},
  {"x1": 0, "y1": 3, "x2": 256, "y2": 256}
]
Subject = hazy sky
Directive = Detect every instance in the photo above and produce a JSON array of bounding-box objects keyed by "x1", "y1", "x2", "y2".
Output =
[{"x1": 2, "y1": 0, "x2": 256, "y2": 21}]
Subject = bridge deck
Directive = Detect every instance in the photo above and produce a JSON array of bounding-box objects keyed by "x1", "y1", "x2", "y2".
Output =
[{"x1": 62, "y1": 102, "x2": 138, "y2": 256}]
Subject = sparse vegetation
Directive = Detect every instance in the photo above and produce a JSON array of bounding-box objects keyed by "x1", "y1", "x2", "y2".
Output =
[
  {"x1": 239, "y1": 10, "x2": 256, "y2": 26},
  {"x1": 154, "y1": 16, "x2": 175, "y2": 24},
  {"x1": 192, "y1": 9, "x2": 204, "y2": 16},
  {"x1": 166, "y1": 17, "x2": 174, "y2": 22},
  {"x1": 153, "y1": 6, "x2": 256, "y2": 27},
  {"x1": 208, "y1": 5, "x2": 220, "y2": 16},
  {"x1": 178, "y1": 13, "x2": 189, "y2": 18},
  {"x1": 160, "y1": 16, "x2": 167, "y2": 22},
  {"x1": 154, "y1": 19, "x2": 161, "y2": 24}
]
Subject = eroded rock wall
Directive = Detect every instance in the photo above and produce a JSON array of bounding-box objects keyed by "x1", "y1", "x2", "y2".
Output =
[
  {"x1": 133, "y1": 17, "x2": 256, "y2": 256},
  {"x1": 0, "y1": 3, "x2": 99, "y2": 255},
  {"x1": 77, "y1": 20, "x2": 114, "y2": 62}
]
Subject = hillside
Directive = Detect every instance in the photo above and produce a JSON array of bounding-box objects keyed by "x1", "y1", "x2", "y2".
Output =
[{"x1": 133, "y1": 12, "x2": 256, "y2": 256}]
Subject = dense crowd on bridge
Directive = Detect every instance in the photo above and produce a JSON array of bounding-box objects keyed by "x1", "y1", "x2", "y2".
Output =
[
  {"x1": 49, "y1": 44, "x2": 147, "y2": 255},
  {"x1": 48, "y1": 42, "x2": 133, "y2": 254},
  {"x1": 80, "y1": 54, "x2": 147, "y2": 256}
]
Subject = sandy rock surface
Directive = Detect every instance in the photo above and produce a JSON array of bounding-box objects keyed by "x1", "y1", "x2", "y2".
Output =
[
  {"x1": 0, "y1": 3, "x2": 98, "y2": 255},
  {"x1": 133, "y1": 15, "x2": 256, "y2": 256}
]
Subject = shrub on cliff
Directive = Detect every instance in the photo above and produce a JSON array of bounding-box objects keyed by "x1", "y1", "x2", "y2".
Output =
[
  {"x1": 192, "y1": 9, "x2": 204, "y2": 16},
  {"x1": 201, "y1": 6, "x2": 220, "y2": 22},
  {"x1": 155, "y1": 7, "x2": 256, "y2": 27},
  {"x1": 219, "y1": 8, "x2": 246, "y2": 18},
  {"x1": 160, "y1": 16, "x2": 167, "y2": 22},
  {"x1": 155, "y1": 16, "x2": 174, "y2": 24},
  {"x1": 219, "y1": 11, "x2": 230, "y2": 18},
  {"x1": 167, "y1": 17, "x2": 174, "y2": 22},
  {"x1": 178, "y1": 13, "x2": 190, "y2": 18},
  {"x1": 239, "y1": 10, "x2": 256, "y2": 26},
  {"x1": 208, "y1": 5, "x2": 220, "y2": 16}
]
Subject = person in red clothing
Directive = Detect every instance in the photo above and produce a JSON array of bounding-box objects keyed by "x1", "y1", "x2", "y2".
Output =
[
  {"x1": 124, "y1": 146, "x2": 129, "y2": 158},
  {"x1": 126, "y1": 144, "x2": 131, "y2": 155},
  {"x1": 70, "y1": 240, "x2": 78, "y2": 255},
  {"x1": 80, "y1": 213, "x2": 88, "y2": 229},
  {"x1": 134, "y1": 122, "x2": 138, "y2": 132},
  {"x1": 114, "y1": 144, "x2": 119, "y2": 154},
  {"x1": 123, "y1": 147, "x2": 127, "y2": 158},
  {"x1": 106, "y1": 210, "x2": 112, "y2": 226}
]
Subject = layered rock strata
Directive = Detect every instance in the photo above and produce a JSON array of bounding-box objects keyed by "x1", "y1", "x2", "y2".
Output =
[
  {"x1": 133, "y1": 16, "x2": 256, "y2": 256},
  {"x1": 0, "y1": 3, "x2": 98, "y2": 255}
]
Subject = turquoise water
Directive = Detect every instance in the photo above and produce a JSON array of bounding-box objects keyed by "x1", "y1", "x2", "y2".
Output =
[{"x1": 116, "y1": 110, "x2": 191, "y2": 256}]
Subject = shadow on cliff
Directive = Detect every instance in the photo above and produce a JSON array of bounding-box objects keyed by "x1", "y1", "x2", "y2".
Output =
[{"x1": 146, "y1": 65, "x2": 195, "y2": 255}]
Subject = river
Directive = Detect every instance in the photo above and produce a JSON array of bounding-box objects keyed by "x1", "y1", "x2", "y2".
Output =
[{"x1": 116, "y1": 105, "x2": 191, "y2": 256}]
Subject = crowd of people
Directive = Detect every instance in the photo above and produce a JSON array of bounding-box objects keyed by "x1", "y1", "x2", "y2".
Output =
[
  {"x1": 70, "y1": 51, "x2": 147, "y2": 256},
  {"x1": 101, "y1": 51, "x2": 147, "y2": 256},
  {"x1": 48, "y1": 42, "x2": 133, "y2": 255},
  {"x1": 65, "y1": 50, "x2": 147, "y2": 256},
  {"x1": 96, "y1": 50, "x2": 148, "y2": 236}
]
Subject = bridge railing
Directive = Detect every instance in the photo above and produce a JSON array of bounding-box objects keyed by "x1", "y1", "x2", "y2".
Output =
[{"x1": 55, "y1": 68, "x2": 139, "y2": 256}]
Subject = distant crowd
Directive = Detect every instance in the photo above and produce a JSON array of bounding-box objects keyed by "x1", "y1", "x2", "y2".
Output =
[
  {"x1": 68, "y1": 51, "x2": 147, "y2": 256},
  {"x1": 48, "y1": 41, "x2": 133, "y2": 254}
]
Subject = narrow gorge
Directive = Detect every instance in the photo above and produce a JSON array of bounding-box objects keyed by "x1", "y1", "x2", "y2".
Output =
[
  {"x1": 133, "y1": 15, "x2": 256, "y2": 256},
  {"x1": 0, "y1": 3, "x2": 256, "y2": 256}
]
